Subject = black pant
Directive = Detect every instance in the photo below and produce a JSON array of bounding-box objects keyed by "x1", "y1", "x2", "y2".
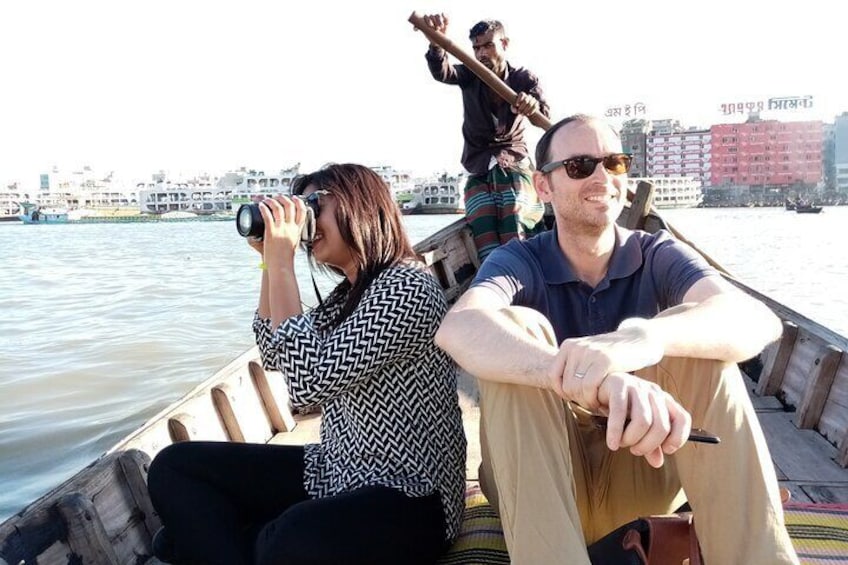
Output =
[{"x1": 147, "y1": 442, "x2": 448, "y2": 565}]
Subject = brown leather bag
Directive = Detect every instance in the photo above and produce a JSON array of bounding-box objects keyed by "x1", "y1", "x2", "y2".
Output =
[
  {"x1": 587, "y1": 512, "x2": 702, "y2": 565},
  {"x1": 621, "y1": 513, "x2": 702, "y2": 565}
]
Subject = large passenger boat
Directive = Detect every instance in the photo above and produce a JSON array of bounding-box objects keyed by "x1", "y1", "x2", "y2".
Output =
[
  {"x1": 226, "y1": 165, "x2": 302, "y2": 212},
  {"x1": 627, "y1": 176, "x2": 703, "y2": 209},
  {"x1": 402, "y1": 174, "x2": 465, "y2": 215},
  {"x1": 137, "y1": 175, "x2": 230, "y2": 215}
]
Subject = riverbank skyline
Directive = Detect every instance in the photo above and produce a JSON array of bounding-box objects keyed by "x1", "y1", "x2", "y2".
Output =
[{"x1": 1, "y1": 1, "x2": 843, "y2": 184}]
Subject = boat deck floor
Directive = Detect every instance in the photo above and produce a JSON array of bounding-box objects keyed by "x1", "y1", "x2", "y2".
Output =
[{"x1": 270, "y1": 370, "x2": 848, "y2": 505}]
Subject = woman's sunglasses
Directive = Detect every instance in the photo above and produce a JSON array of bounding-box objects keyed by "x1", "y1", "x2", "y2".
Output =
[
  {"x1": 540, "y1": 153, "x2": 633, "y2": 179},
  {"x1": 296, "y1": 190, "x2": 328, "y2": 219}
]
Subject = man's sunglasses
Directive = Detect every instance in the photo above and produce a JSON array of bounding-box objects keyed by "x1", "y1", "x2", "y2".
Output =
[{"x1": 540, "y1": 153, "x2": 633, "y2": 179}]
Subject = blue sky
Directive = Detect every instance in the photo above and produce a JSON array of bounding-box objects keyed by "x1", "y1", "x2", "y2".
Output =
[{"x1": 0, "y1": 0, "x2": 842, "y2": 185}]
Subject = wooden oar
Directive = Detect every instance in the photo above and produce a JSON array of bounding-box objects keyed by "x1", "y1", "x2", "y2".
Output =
[{"x1": 408, "y1": 11, "x2": 731, "y2": 277}]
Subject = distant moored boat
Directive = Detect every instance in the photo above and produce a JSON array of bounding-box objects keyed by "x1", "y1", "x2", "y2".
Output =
[{"x1": 18, "y1": 202, "x2": 69, "y2": 224}]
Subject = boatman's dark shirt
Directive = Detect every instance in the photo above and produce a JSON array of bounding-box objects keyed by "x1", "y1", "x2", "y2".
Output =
[
  {"x1": 471, "y1": 225, "x2": 721, "y2": 343},
  {"x1": 426, "y1": 46, "x2": 550, "y2": 176}
]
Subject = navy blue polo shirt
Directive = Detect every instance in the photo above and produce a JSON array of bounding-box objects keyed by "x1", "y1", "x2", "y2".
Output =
[{"x1": 472, "y1": 224, "x2": 719, "y2": 343}]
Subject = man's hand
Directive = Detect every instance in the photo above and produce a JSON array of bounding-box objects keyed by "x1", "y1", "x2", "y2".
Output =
[
  {"x1": 495, "y1": 149, "x2": 516, "y2": 170},
  {"x1": 511, "y1": 91, "x2": 539, "y2": 117},
  {"x1": 598, "y1": 373, "x2": 692, "y2": 468},
  {"x1": 547, "y1": 324, "x2": 665, "y2": 412},
  {"x1": 420, "y1": 13, "x2": 449, "y2": 40}
]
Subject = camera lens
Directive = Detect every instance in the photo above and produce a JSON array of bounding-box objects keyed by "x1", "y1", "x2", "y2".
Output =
[
  {"x1": 235, "y1": 199, "x2": 317, "y2": 243},
  {"x1": 236, "y1": 203, "x2": 264, "y2": 238}
]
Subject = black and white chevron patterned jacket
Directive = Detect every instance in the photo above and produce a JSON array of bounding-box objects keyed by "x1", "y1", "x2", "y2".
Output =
[{"x1": 254, "y1": 263, "x2": 467, "y2": 541}]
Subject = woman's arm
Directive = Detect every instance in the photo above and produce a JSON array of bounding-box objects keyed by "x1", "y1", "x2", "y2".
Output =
[{"x1": 268, "y1": 268, "x2": 446, "y2": 408}]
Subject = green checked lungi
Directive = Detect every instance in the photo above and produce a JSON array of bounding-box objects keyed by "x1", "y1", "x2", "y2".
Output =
[{"x1": 464, "y1": 163, "x2": 546, "y2": 261}]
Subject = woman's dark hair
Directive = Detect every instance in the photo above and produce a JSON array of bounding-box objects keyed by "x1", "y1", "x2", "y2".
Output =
[{"x1": 292, "y1": 163, "x2": 417, "y2": 327}]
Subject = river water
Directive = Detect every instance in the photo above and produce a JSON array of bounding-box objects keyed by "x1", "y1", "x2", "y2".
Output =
[{"x1": 0, "y1": 208, "x2": 846, "y2": 521}]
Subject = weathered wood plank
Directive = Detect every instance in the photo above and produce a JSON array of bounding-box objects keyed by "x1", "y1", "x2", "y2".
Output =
[
  {"x1": 249, "y1": 361, "x2": 296, "y2": 434},
  {"x1": 0, "y1": 505, "x2": 66, "y2": 565},
  {"x1": 795, "y1": 345, "x2": 843, "y2": 429},
  {"x1": 459, "y1": 226, "x2": 481, "y2": 271},
  {"x1": 757, "y1": 322, "x2": 799, "y2": 397},
  {"x1": 800, "y1": 484, "x2": 848, "y2": 504},
  {"x1": 216, "y1": 364, "x2": 280, "y2": 444},
  {"x1": 56, "y1": 492, "x2": 120, "y2": 564},
  {"x1": 625, "y1": 181, "x2": 654, "y2": 230},
  {"x1": 781, "y1": 331, "x2": 821, "y2": 409},
  {"x1": 841, "y1": 437, "x2": 848, "y2": 468},
  {"x1": 752, "y1": 395, "x2": 785, "y2": 412},
  {"x1": 420, "y1": 247, "x2": 448, "y2": 267},
  {"x1": 168, "y1": 414, "x2": 191, "y2": 442},
  {"x1": 70, "y1": 455, "x2": 153, "y2": 564},
  {"x1": 212, "y1": 384, "x2": 247, "y2": 442},
  {"x1": 117, "y1": 450, "x2": 160, "y2": 538},
  {"x1": 819, "y1": 358, "x2": 848, "y2": 450},
  {"x1": 415, "y1": 220, "x2": 479, "y2": 306},
  {"x1": 757, "y1": 412, "x2": 848, "y2": 482}
]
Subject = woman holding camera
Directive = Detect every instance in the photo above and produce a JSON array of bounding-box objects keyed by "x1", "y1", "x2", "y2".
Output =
[{"x1": 148, "y1": 163, "x2": 467, "y2": 565}]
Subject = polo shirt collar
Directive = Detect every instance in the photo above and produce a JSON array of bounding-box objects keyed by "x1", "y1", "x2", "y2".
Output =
[{"x1": 540, "y1": 224, "x2": 643, "y2": 285}]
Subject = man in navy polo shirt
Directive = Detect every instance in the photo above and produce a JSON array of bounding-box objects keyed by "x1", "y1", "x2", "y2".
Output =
[{"x1": 435, "y1": 115, "x2": 799, "y2": 564}]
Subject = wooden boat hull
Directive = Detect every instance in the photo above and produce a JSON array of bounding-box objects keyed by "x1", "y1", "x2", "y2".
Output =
[{"x1": 2, "y1": 192, "x2": 847, "y2": 564}]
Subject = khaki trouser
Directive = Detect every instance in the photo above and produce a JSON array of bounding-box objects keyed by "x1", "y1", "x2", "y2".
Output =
[{"x1": 477, "y1": 307, "x2": 799, "y2": 565}]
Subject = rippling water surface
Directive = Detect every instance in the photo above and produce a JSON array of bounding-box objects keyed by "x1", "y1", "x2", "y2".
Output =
[{"x1": 0, "y1": 209, "x2": 845, "y2": 520}]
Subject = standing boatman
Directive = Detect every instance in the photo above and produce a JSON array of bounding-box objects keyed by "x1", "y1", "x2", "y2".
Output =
[{"x1": 420, "y1": 13, "x2": 550, "y2": 261}]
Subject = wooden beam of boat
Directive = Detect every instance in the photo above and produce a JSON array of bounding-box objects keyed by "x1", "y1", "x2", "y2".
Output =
[
  {"x1": 408, "y1": 11, "x2": 551, "y2": 130},
  {"x1": 408, "y1": 11, "x2": 730, "y2": 277}
]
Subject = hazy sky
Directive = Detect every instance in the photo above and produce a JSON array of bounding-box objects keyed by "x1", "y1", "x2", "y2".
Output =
[{"x1": 1, "y1": 0, "x2": 843, "y2": 185}]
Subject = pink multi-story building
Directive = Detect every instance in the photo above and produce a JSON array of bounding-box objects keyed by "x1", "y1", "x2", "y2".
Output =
[{"x1": 710, "y1": 120, "x2": 823, "y2": 188}]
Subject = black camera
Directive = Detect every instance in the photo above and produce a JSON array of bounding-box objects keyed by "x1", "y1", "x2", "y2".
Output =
[{"x1": 235, "y1": 195, "x2": 319, "y2": 242}]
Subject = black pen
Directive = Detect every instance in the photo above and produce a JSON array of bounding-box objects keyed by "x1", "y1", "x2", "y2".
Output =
[{"x1": 590, "y1": 415, "x2": 721, "y2": 444}]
